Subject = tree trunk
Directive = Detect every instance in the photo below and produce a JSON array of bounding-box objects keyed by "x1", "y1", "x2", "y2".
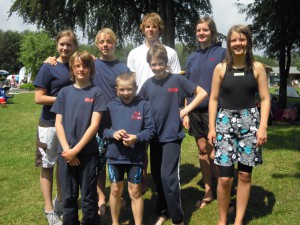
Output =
[
  {"x1": 278, "y1": 47, "x2": 288, "y2": 109},
  {"x1": 159, "y1": 0, "x2": 175, "y2": 48}
]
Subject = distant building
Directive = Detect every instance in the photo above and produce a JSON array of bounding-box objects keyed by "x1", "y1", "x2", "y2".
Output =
[{"x1": 269, "y1": 67, "x2": 300, "y2": 86}]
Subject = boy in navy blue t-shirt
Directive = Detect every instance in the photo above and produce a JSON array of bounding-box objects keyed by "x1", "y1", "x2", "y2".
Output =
[
  {"x1": 103, "y1": 72, "x2": 155, "y2": 225},
  {"x1": 51, "y1": 51, "x2": 106, "y2": 225},
  {"x1": 138, "y1": 43, "x2": 208, "y2": 225}
]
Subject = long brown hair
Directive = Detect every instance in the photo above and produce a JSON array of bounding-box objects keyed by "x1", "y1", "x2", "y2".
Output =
[
  {"x1": 196, "y1": 17, "x2": 218, "y2": 44},
  {"x1": 225, "y1": 24, "x2": 254, "y2": 71}
]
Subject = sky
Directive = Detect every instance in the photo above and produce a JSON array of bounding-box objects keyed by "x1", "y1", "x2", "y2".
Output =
[{"x1": 1, "y1": 0, "x2": 261, "y2": 54}]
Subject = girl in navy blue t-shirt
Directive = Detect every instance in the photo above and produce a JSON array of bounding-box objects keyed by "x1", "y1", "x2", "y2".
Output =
[{"x1": 138, "y1": 43, "x2": 208, "y2": 225}]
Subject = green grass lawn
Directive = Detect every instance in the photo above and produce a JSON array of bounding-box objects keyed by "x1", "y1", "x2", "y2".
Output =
[{"x1": 0, "y1": 93, "x2": 299, "y2": 225}]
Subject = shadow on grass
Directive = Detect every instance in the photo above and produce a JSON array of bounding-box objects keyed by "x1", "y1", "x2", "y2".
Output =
[
  {"x1": 180, "y1": 163, "x2": 200, "y2": 186},
  {"x1": 243, "y1": 185, "x2": 276, "y2": 224}
]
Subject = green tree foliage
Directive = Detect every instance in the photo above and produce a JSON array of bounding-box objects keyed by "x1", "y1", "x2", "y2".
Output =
[
  {"x1": 9, "y1": 0, "x2": 212, "y2": 49},
  {"x1": 254, "y1": 55, "x2": 278, "y2": 67},
  {"x1": 19, "y1": 31, "x2": 56, "y2": 80},
  {"x1": 0, "y1": 30, "x2": 23, "y2": 73},
  {"x1": 79, "y1": 44, "x2": 98, "y2": 57},
  {"x1": 291, "y1": 54, "x2": 300, "y2": 70},
  {"x1": 237, "y1": 0, "x2": 300, "y2": 108}
]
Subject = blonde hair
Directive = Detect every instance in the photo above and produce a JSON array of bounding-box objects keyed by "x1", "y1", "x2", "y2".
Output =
[
  {"x1": 69, "y1": 51, "x2": 95, "y2": 82},
  {"x1": 56, "y1": 29, "x2": 79, "y2": 50},
  {"x1": 139, "y1": 13, "x2": 165, "y2": 36},
  {"x1": 116, "y1": 72, "x2": 137, "y2": 87},
  {"x1": 95, "y1": 28, "x2": 117, "y2": 45}
]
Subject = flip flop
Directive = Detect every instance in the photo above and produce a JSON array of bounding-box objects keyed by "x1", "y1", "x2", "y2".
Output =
[
  {"x1": 98, "y1": 203, "x2": 106, "y2": 216},
  {"x1": 195, "y1": 198, "x2": 213, "y2": 209}
]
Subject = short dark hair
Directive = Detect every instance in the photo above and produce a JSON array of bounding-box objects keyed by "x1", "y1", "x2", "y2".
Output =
[{"x1": 146, "y1": 43, "x2": 168, "y2": 65}]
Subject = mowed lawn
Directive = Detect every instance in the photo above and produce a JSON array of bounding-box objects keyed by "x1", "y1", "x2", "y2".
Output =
[{"x1": 0, "y1": 92, "x2": 299, "y2": 225}]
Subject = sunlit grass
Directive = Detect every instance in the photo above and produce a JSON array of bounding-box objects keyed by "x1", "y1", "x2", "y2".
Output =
[{"x1": 0, "y1": 92, "x2": 299, "y2": 224}]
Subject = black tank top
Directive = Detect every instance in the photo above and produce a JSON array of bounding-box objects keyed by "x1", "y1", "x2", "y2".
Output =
[{"x1": 221, "y1": 68, "x2": 257, "y2": 110}]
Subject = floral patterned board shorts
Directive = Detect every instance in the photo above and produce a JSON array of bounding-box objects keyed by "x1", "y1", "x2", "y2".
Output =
[
  {"x1": 214, "y1": 107, "x2": 263, "y2": 167},
  {"x1": 96, "y1": 133, "x2": 108, "y2": 173}
]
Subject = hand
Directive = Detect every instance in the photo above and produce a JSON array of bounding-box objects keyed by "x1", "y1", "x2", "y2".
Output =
[
  {"x1": 91, "y1": 54, "x2": 97, "y2": 61},
  {"x1": 44, "y1": 56, "x2": 57, "y2": 66},
  {"x1": 68, "y1": 157, "x2": 81, "y2": 166},
  {"x1": 62, "y1": 148, "x2": 77, "y2": 162},
  {"x1": 256, "y1": 127, "x2": 267, "y2": 147},
  {"x1": 182, "y1": 115, "x2": 190, "y2": 129},
  {"x1": 207, "y1": 129, "x2": 216, "y2": 146},
  {"x1": 113, "y1": 129, "x2": 127, "y2": 140},
  {"x1": 122, "y1": 134, "x2": 137, "y2": 147}
]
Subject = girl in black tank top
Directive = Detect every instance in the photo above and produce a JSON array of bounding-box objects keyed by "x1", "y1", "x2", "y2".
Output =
[
  {"x1": 207, "y1": 25, "x2": 271, "y2": 225},
  {"x1": 222, "y1": 68, "x2": 258, "y2": 110}
]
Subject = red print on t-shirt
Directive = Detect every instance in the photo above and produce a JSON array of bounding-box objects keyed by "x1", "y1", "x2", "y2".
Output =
[
  {"x1": 168, "y1": 87, "x2": 178, "y2": 92},
  {"x1": 209, "y1": 58, "x2": 216, "y2": 61},
  {"x1": 131, "y1": 111, "x2": 142, "y2": 120},
  {"x1": 85, "y1": 98, "x2": 94, "y2": 102}
]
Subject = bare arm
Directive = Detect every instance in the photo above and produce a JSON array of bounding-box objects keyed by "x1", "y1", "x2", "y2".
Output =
[
  {"x1": 182, "y1": 98, "x2": 190, "y2": 129},
  {"x1": 180, "y1": 86, "x2": 208, "y2": 118},
  {"x1": 35, "y1": 88, "x2": 56, "y2": 105},
  {"x1": 255, "y1": 62, "x2": 271, "y2": 146},
  {"x1": 208, "y1": 63, "x2": 225, "y2": 146}
]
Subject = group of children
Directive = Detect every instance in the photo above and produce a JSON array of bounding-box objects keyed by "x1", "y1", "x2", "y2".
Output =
[{"x1": 34, "y1": 12, "x2": 270, "y2": 225}]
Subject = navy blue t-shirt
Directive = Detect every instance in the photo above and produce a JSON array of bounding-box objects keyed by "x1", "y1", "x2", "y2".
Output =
[
  {"x1": 139, "y1": 73, "x2": 197, "y2": 142},
  {"x1": 104, "y1": 96, "x2": 155, "y2": 164},
  {"x1": 51, "y1": 84, "x2": 106, "y2": 154},
  {"x1": 34, "y1": 62, "x2": 73, "y2": 126},
  {"x1": 185, "y1": 43, "x2": 226, "y2": 108},
  {"x1": 93, "y1": 58, "x2": 130, "y2": 134}
]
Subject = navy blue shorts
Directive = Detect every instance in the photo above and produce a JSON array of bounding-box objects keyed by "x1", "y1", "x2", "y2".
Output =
[{"x1": 108, "y1": 164, "x2": 143, "y2": 184}]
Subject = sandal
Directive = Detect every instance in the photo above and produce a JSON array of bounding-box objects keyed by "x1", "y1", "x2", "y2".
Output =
[
  {"x1": 195, "y1": 198, "x2": 213, "y2": 209},
  {"x1": 98, "y1": 203, "x2": 106, "y2": 216}
]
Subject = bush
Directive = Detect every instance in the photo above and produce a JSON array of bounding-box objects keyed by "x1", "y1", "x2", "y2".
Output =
[{"x1": 19, "y1": 82, "x2": 35, "y2": 91}]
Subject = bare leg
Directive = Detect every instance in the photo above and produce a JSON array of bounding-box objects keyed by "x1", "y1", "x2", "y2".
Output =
[
  {"x1": 109, "y1": 181, "x2": 124, "y2": 225},
  {"x1": 196, "y1": 138, "x2": 214, "y2": 208},
  {"x1": 128, "y1": 182, "x2": 143, "y2": 225},
  {"x1": 234, "y1": 172, "x2": 252, "y2": 225},
  {"x1": 40, "y1": 167, "x2": 54, "y2": 211},
  {"x1": 217, "y1": 176, "x2": 233, "y2": 225}
]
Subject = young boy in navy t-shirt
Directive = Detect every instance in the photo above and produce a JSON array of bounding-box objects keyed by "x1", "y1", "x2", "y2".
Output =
[
  {"x1": 103, "y1": 72, "x2": 155, "y2": 225},
  {"x1": 138, "y1": 43, "x2": 208, "y2": 225},
  {"x1": 51, "y1": 50, "x2": 106, "y2": 225}
]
